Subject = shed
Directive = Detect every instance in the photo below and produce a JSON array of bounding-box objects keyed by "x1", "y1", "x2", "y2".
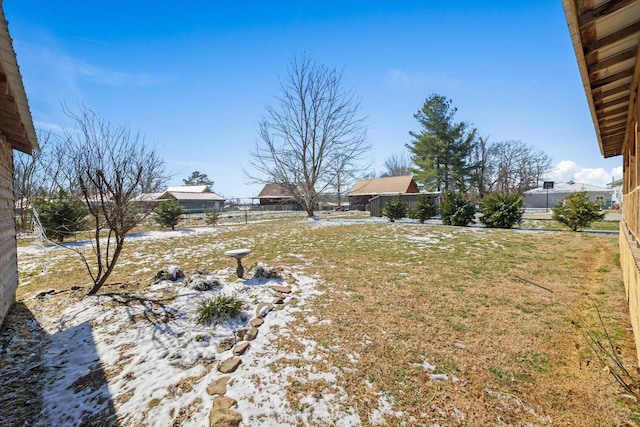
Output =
[
  {"x1": 348, "y1": 175, "x2": 419, "y2": 211},
  {"x1": 0, "y1": 6, "x2": 38, "y2": 326},
  {"x1": 160, "y1": 185, "x2": 224, "y2": 213},
  {"x1": 257, "y1": 183, "x2": 302, "y2": 210},
  {"x1": 369, "y1": 192, "x2": 440, "y2": 217},
  {"x1": 522, "y1": 182, "x2": 611, "y2": 209}
]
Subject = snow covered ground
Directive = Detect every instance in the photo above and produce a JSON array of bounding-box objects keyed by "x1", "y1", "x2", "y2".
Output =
[{"x1": 14, "y1": 224, "x2": 402, "y2": 426}]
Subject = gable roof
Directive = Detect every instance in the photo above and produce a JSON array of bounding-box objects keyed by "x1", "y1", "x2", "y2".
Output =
[
  {"x1": 562, "y1": 0, "x2": 640, "y2": 158},
  {"x1": 349, "y1": 175, "x2": 418, "y2": 196},
  {"x1": 166, "y1": 185, "x2": 210, "y2": 193},
  {"x1": 161, "y1": 191, "x2": 225, "y2": 202},
  {"x1": 0, "y1": 6, "x2": 38, "y2": 154},
  {"x1": 258, "y1": 183, "x2": 297, "y2": 199}
]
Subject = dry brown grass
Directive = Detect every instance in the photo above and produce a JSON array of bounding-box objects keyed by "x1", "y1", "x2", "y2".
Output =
[{"x1": 12, "y1": 218, "x2": 640, "y2": 425}]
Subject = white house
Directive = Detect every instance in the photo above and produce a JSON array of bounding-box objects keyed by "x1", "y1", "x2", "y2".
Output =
[{"x1": 523, "y1": 181, "x2": 611, "y2": 209}]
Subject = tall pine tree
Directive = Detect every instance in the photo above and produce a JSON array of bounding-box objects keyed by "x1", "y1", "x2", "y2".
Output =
[{"x1": 407, "y1": 94, "x2": 477, "y2": 192}]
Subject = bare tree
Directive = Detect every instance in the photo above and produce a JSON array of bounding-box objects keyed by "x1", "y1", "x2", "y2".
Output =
[
  {"x1": 246, "y1": 54, "x2": 369, "y2": 217},
  {"x1": 380, "y1": 153, "x2": 412, "y2": 177},
  {"x1": 55, "y1": 106, "x2": 167, "y2": 295},
  {"x1": 476, "y1": 139, "x2": 552, "y2": 195}
]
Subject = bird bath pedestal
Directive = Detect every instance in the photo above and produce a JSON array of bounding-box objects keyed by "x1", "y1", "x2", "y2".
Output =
[{"x1": 225, "y1": 248, "x2": 251, "y2": 278}]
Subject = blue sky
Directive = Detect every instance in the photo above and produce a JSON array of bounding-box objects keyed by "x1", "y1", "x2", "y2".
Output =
[{"x1": 4, "y1": 1, "x2": 622, "y2": 198}]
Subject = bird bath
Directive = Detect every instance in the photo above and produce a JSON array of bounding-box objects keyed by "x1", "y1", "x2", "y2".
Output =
[{"x1": 225, "y1": 248, "x2": 251, "y2": 278}]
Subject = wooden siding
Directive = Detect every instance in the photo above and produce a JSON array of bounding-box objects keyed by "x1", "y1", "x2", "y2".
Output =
[
  {"x1": 620, "y1": 80, "x2": 640, "y2": 365},
  {"x1": 0, "y1": 137, "x2": 17, "y2": 326}
]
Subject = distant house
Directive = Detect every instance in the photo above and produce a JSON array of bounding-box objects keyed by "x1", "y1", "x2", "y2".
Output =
[
  {"x1": 348, "y1": 175, "x2": 420, "y2": 211},
  {"x1": 162, "y1": 185, "x2": 224, "y2": 213},
  {"x1": 608, "y1": 178, "x2": 623, "y2": 209},
  {"x1": 0, "y1": 6, "x2": 38, "y2": 326},
  {"x1": 134, "y1": 185, "x2": 225, "y2": 213},
  {"x1": 257, "y1": 183, "x2": 302, "y2": 210},
  {"x1": 523, "y1": 182, "x2": 611, "y2": 209}
]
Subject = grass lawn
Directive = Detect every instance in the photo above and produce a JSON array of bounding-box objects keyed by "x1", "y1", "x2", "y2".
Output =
[{"x1": 8, "y1": 216, "x2": 640, "y2": 425}]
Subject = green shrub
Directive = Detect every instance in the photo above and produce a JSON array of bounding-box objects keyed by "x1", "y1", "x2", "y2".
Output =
[
  {"x1": 552, "y1": 191, "x2": 605, "y2": 231},
  {"x1": 440, "y1": 191, "x2": 475, "y2": 226},
  {"x1": 33, "y1": 190, "x2": 88, "y2": 242},
  {"x1": 204, "y1": 209, "x2": 219, "y2": 226},
  {"x1": 479, "y1": 192, "x2": 524, "y2": 229},
  {"x1": 383, "y1": 195, "x2": 407, "y2": 222},
  {"x1": 196, "y1": 294, "x2": 243, "y2": 325},
  {"x1": 153, "y1": 200, "x2": 183, "y2": 230},
  {"x1": 414, "y1": 194, "x2": 437, "y2": 223}
]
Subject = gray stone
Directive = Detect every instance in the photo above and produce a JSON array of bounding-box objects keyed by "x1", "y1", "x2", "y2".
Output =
[
  {"x1": 209, "y1": 408, "x2": 242, "y2": 427},
  {"x1": 217, "y1": 337, "x2": 237, "y2": 353},
  {"x1": 244, "y1": 327, "x2": 258, "y2": 341},
  {"x1": 268, "y1": 284, "x2": 292, "y2": 293},
  {"x1": 207, "y1": 376, "x2": 230, "y2": 396},
  {"x1": 213, "y1": 396, "x2": 238, "y2": 409},
  {"x1": 250, "y1": 318, "x2": 264, "y2": 327},
  {"x1": 233, "y1": 341, "x2": 250, "y2": 356},
  {"x1": 256, "y1": 303, "x2": 272, "y2": 318},
  {"x1": 218, "y1": 357, "x2": 242, "y2": 374}
]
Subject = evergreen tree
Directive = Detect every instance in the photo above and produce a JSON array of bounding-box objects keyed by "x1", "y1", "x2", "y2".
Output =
[
  {"x1": 33, "y1": 190, "x2": 88, "y2": 242},
  {"x1": 407, "y1": 94, "x2": 477, "y2": 192},
  {"x1": 383, "y1": 195, "x2": 407, "y2": 222},
  {"x1": 479, "y1": 192, "x2": 524, "y2": 229},
  {"x1": 414, "y1": 194, "x2": 437, "y2": 223},
  {"x1": 154, "y1": 200, "x2": 183, "y2": 230},
  {"x1": 440, "y1": 190, "x2": 475, "y2": 226},
  {"x1": 552, "y1": 191, "x2": 604, "y2": 231},
  {"x1": 183, "y1": 171, "x2": 214, "y2": 186}
]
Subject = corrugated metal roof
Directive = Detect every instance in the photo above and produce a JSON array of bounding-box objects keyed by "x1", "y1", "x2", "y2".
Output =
[
  {"x1": 166, "y1": 185, "x2": 210, "y2": 193},
  {"x1": 0, "y1": 6, "x2": 38, "y2": 154},
  {"x1": 164, "y1": 191, "x2": 225, "y2": 201},
  {"x1": 349, "y1": 175, "x2": 418, "y2": 196},
  {"x1": 563, "y1": 0, "x2": 640, "y2": 158}
]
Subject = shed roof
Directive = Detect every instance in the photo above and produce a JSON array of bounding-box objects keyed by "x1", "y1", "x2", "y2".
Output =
[
  {"x1": 562, "y1": 0, "x2": 640, "y2": 158},
  {"x1": 0, "y1": 7, "x2": 37, "y2": 154},
  {"x1": 257, "y1": 183, "x2": 298, "y2": 199},
  {"x1": 163, "y1": 191, "x2": 225, "y2": 202},
  {"x1": 524, "y1": 181, "x2": 610, "y2": 195},
  {"x1": 166, "y1": 185, "x2": 211, "y2": 193},
  {"x1": 349, "y1": 175, "x2": 418, "y2": 196}
]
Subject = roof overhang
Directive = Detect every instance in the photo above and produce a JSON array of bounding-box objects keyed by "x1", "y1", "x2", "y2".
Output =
[
  {"x1": 0, "y1": 7, "x2": 37, "y2": 154},
  {"x1": 562, "y1": 0, "x2": 640, "y2": 158}
]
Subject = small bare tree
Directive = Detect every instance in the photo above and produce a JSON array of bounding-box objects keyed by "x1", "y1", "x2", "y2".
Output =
[
  {"x1": 56, "y1": 106, "x2": 167, "y2": 295},
  {"x1": 246, "y1": 54, "x2": 369, "y2": 217},
  {"x1": 380, "y1": 153, "x2": 412, "y2": 177}
]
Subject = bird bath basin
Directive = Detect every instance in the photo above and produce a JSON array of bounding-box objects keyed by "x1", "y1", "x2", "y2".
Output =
[{"x1": 225, "y1": 248, "x2": 251, "y2": 278}]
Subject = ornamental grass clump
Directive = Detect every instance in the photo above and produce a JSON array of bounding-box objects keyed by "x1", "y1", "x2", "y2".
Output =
[{"x1": 196, "y1": 294, "x2": 243, "y2": 325}]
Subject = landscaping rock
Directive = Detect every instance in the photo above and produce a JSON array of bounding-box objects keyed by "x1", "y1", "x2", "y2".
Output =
[
  {"x1": 217, "y1": 337, "x2": 237, "y2": 353},
  {"x1": 250, "y1": 318, "x2": 264, "y2": 327},
  {"x1": 268, "y1": 284, "x2": 292, "y2": 294},
  {"x1": 244, "y1": 327, "x2": 258, "y2": 341},
  {"x1": 273, "y1": 296, "x2": 284, "y2": 305},
  {"x1": 207, "y1": 376, "x2": 230, "y2": 396},
  {"x1": 256, "y1": 303, "x2": 272, "y2": 318},
  {"x1": 209, "y1": 408, "x2": 242, "y2": 427},
  {"x1": 218, "y1": 357, "x2": 242, "y2": 374},
  {"x1": 213, "y1": 396, "x2": 238, "y2": 409},
  {"x1": 233, "y1": 341, "x2": 250, "y2": 356}
]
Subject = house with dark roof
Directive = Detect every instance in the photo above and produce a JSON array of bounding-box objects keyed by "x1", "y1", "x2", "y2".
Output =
[
  {"x1": 257, "y1": 183, "x2": 302, "y2": 209},
  {"x1": 0, "y1": 6, "x2": 38, "y2": 326},
  {"x1": 348, "y1": 175, "x2": 420, "y2": 211}
]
